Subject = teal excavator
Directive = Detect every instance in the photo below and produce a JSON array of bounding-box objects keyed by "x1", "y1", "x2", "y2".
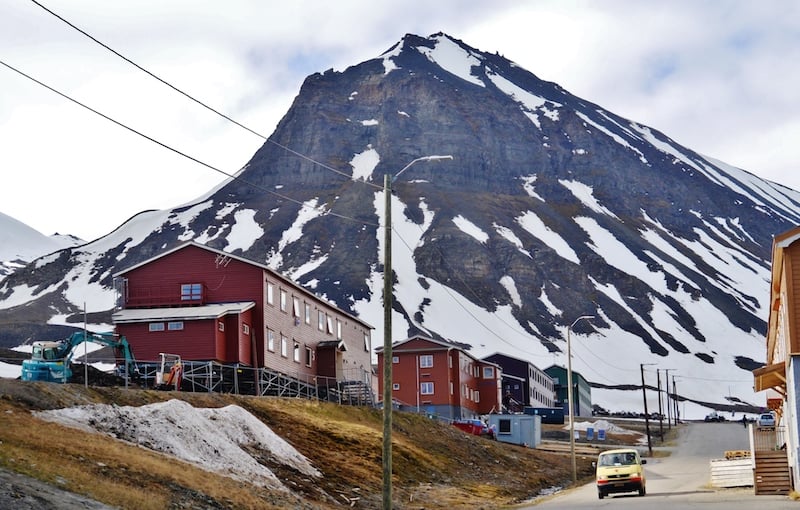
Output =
[{"x1": 21, "y1": 331, "x2": 136, "y2": 383}]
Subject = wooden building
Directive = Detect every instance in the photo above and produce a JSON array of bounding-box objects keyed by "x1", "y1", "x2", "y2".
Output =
[
  {"x1": 753, "y1": 226, "x2": 800, "y2": 494},
  {"x1": 375, "y1": 335, "x2": 502, "y2": 420},
  {"x1": 112, "y1": 242, "x2": 373, "y2": 387}
]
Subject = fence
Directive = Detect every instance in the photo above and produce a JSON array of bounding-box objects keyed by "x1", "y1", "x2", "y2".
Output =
[{"x1": 124, "y1": 359, "x2": 375, "y2": 406}]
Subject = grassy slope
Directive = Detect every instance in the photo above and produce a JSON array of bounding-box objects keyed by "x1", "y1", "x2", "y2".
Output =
[{"x1": 0, "y1": 379, "x2": 596, "y2": 509}]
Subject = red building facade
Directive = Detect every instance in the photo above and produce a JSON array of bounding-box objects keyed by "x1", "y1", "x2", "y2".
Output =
[
  {"x1": 112, "y1": 242, "x2": 373, "y2": 385},
  {"x1": 375, "y1": 336, "x2": 502, "y2": 420}
]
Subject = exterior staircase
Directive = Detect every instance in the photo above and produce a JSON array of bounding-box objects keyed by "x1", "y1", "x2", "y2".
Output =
[{"x1": 754, "y1": 450, "x2": 792, "y2": 495}]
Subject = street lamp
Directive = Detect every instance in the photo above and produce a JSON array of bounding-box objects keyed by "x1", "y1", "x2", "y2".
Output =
[
  {"x1": 382, "y1": 154, "x2": 453, "y2": 509},
  {"x1": 567, "y1": 314, "x2": 594, "y2": 484}
]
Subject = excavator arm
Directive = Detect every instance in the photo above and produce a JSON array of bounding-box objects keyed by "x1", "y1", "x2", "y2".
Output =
[{"x1": 22, "y1": 331, "x2": 137, "y2": 383}]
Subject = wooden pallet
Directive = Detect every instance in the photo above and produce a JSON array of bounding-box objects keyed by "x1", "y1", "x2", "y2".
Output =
[{"x1": 725, "y1": 450, "x2": 751, "y2": 459}]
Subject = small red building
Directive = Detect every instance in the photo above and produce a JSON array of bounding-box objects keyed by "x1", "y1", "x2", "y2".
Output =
[
  {"x1": 112, "y1": 242, "x2": 373, "y2": 387},
  {"x1": 375, "y1": 335, "x2": 502, "y2": 420}
]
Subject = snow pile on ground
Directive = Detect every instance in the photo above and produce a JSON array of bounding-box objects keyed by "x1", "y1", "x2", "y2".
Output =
[
  {"x1": 568, "y1": 419, "x2": 638, "y2": 435},
  {"x1": 35, "y1": 399, "x2": 320, "y2": 490}
]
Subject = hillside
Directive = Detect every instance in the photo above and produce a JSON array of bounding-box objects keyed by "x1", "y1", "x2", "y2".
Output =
[{"x1": 0, "y1": 378, "x2": 608, "y2": 509}]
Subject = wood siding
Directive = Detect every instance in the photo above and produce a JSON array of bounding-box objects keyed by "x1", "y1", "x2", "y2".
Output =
[
  {"x1": 789, "y1": 246, "x2": 800, "y2": 355},
  {"x1": 116, "y1": 243, "x2": 372, "y2": 383}
]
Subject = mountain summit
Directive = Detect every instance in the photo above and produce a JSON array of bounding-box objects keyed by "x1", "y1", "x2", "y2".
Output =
[{"x1": 2, "y1": 33, "x2": 797, "y2": 413}]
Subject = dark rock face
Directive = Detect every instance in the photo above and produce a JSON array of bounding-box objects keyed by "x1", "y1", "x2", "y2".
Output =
[{"x1": 0, "y1": 33, "x2": 797, "y2": 378}]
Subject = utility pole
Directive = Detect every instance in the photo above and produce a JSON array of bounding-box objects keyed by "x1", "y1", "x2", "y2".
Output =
[
  {"x1": 640, "y1": 363, "x2": 656, "y2": 456},
  {"x1": 382, "y1": 155, "x2": 452, "y2": 510},
  {"x1": 664, "y1": 368, "x2": 673, "y2": 428},
  {"x1": 656, "y1": 369, "x2": 664, "y2": 442},
  {"x1": 672, "y1": 376, "x2": 680, "y2": 424}
]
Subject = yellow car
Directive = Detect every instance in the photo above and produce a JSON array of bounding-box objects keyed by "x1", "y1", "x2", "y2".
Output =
[{"x1": 594, "y1": 448, "x2": 646, "y2": 499}]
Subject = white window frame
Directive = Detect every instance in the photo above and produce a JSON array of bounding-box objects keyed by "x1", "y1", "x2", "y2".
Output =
[
  {"x1": 293, "y1": 297, "x2": 301, "y2": 318},
  {"x1": 280, "y1": 289, "x2": 287, "y2": 312},
  {"x1": 420, "y1": 382, "x2": 434, "y2": 395},
  {"x1": 293, "y1": 342, "x2": 300, "y2": 363},
  {"x1": 167, "y1": 321, "x2": 184, "y2": 331},
  {"x1": 483, "y1": 366, "x2": 494, "y2": 378},
  {"x1": 419, "y1": 355, "x2": 433, "y2": 368},
  {"x1": 149, "y1": 322, "x2": 165, "y2": 332},
  {"x1": 280, "y1": 335, "x2": 288, "y2": 357},
  {"x1": 267, "y1": 282, "x2": 274, "y2": 305},
  {"x1": 267, "y1": 329, "x2": 275, "y2": 352},
  {"x1": 304, "y1": 303, "x2": 311, "y2": 325}
]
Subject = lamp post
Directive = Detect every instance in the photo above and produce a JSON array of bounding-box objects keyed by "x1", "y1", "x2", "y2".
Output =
[
  {"x1": 640, "y1": 363, "x2": 656, "y2": 456},
  {"x1": 382, "y1": 155, "x2": 452, "y2": 509},
  {"x1": 567, "y1": 314, "x2": 594, "y2": 484}
]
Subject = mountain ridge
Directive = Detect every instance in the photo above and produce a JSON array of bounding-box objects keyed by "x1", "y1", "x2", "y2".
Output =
[{"x1": 0, "y1": 32, "x2": 795, "y2": 414}]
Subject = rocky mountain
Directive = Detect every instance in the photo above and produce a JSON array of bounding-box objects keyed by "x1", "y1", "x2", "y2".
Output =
[{"x1": 2, "y1": 33, "x2": 798, "y2": 413}]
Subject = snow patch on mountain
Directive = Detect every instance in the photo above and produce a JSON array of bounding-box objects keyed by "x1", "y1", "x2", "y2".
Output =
[
  {"x1": 350, "y1": 146, "x2": 380, "y2": 181},
  {"x1": 453, "y1": 215, "x2": 489, "y2": 244},
  {"x1": 417, "y1": 35, "x2": 485, "y2": 88},
  {"x1": 516, "y1": 211, "x2": 579, "y2": 264}
]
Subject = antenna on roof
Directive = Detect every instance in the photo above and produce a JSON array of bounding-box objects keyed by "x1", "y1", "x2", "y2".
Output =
[{"x1": 214, "y1": 254, "x2": 231, "y2": 268}]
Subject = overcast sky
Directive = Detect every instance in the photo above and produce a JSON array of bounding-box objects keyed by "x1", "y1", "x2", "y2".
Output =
[{"x1": 2, "y1": 1, "x2": 798, "y2": 241}]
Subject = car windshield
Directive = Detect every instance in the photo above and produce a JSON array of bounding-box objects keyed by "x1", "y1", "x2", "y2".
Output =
[{"x1": 599, "y1": 452, "x2": 637, "y2": 466}]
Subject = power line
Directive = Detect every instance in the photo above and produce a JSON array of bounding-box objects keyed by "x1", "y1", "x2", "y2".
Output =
[
  {"x1": 30, "y1": 0, "x2": 376, "y2": 189},
  {"x1": 0, "y1": 58, "x2": 375, "y2": 228}
]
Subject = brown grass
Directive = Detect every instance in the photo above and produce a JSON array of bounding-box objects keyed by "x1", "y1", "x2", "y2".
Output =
[{"x1": 0, "y1": 379, "x2": 665, "y2": 509}]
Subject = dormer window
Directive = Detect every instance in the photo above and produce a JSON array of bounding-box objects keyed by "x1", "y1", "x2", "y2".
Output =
[{"x1": 181, "y1": 283, "x2": 202, "y2": 301}]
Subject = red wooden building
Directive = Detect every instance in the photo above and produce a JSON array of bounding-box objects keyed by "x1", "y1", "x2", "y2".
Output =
[
  {"x1": 112, "y1": 242, "x2": 373, "y2": 388},
  {"x1": 375, "y1": 335, "x2": 502, "y2": 419}
]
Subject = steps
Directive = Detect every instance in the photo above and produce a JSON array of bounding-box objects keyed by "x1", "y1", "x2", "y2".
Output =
[{"x1": 754, "y1": 450, "x2": 792, "y2": 495}]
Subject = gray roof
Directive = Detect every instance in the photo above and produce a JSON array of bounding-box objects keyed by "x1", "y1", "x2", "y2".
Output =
[{"x1": 112, "y1": 301, "x2": 255, "y2": 323}]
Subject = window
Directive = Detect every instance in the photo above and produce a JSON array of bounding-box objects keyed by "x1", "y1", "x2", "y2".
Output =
[
  {"x1": 180, "y1": 283, "x2": 202, "y2": 301},
  {"x1": 318, "y1": 311, "x2": 325, "y2": 331},
  {"x1": 483, "y1": 366, "x2": 494, "y2": 378},
  {"x1": 420, "y1": 382, "x2": 434, "y2": 395},
  {"x1": 149, "y1": 322, "x2": 165, "y2": 332},
  {"x1": 280, "y1": 289, "x2": 287, "y2": 312},
  {"x1": 392, "y1": 383, "x2": 400, "y2": 390},
  {"x1": 392, "y1": 356, "x2": 399, "y2": 364},
  {"x1": 280, "y1": 335, "x2": 288, "y2": 357},
  {"x1": 293, "y1": 342, "x2": 300, "y2": 363},
  {"x1": 267, "y1": 329, "x2": 275, "y2": 352},
  {"x1": 326, "y1": 316, "x2": 333, "y2": 334},
  {"x1": 243, "y1": 324, "x2": 250, "y2": 335},
  {"x1": 267, "y1": 282, "x2": 274, "y2": 305},
  {"x1": 363, "y1": 333, "x2": 370, "y2": 352},
  {"x1": 305, "y1": 347, "x2": 312, "y2": 367},
  {"x1": 419, "y1": 355, "x2": 433, "y2": 368},
  {"x1": 218, "y1": 321, "x2": 225, "y2": 332},
  {"x1": 304, "y1": 303, "x2": 311, "y2": 325},
  {"x1": 292, "y1": 297, "x2": 300, "y2": 318},
  {"x1": 498, "y1": 419, "x2": 511, "y2": 434},
  {"x1": 167, "y1": 321, "x2": 184, "y2": 331},
  {"x1": 336, "y1": 319, "x2": 342, "y2": 340}
]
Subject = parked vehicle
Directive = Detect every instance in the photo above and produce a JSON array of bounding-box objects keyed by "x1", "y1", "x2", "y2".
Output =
[
  {"x1": 452, "y1": 419, "x2": 494, "y2": 438},
  {"x1": 594, "y1": 448, "x2": 647, "y2": 499},
  {"x1": 704, "y1": 411, "x2": 725, "y2": 422},
  {"x1": 757, "y1": 412, "x2": 776, "y2": 427}
]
